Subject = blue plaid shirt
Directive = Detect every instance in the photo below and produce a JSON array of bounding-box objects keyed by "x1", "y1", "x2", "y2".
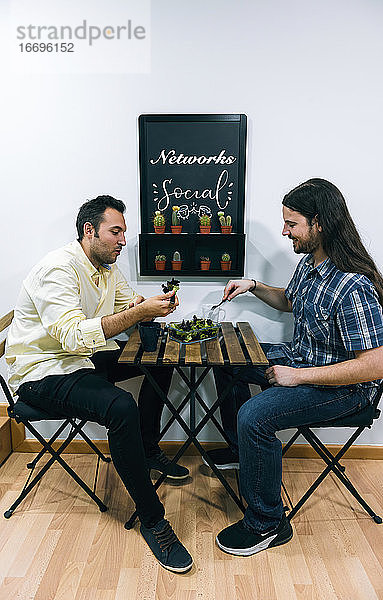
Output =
[{"x1": 267, "y1": 255, "x2": 383, "y2": 401}]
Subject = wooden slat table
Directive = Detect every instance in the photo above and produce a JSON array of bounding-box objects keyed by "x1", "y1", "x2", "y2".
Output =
[
  {"x1": 119, "y1": 321, "x2": 267, "y2": 368},
  {"x1": 119, "y1": 321, "x2": 268, "y2": 529}
]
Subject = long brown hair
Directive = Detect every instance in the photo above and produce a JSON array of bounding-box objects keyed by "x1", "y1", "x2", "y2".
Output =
[{"x1": 282, "y1": 178, "x2": 383, "y2": 306}]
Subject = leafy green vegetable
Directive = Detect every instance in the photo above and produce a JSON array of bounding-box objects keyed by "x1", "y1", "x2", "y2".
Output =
[
  {"x1": 168, "y1": 315, "x2": 219, "y2": 343},
  {"x1": 162, "y1": 278, "x2": 180, "y2": 305}
]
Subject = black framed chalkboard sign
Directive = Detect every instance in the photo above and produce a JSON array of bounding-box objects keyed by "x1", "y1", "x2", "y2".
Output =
[{"x1": 138, "y1": 114, "x2": 247, "y2": 276}]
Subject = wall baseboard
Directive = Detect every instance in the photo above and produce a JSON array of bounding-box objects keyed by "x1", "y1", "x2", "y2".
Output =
[
  {"x1": 13, "y1": 438, "x2": 383, "y2": 460},
  {"x1": 2, "y1": 403, "x2": 382, "y2": 460},
  {"x1": 0, "y1": 416, "x2": 12, "y2": 465}
]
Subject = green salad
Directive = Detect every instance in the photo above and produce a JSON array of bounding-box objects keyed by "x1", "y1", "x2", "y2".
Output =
[{"x1": 168, "y1": 315, "x2": 220, "y2": 343}]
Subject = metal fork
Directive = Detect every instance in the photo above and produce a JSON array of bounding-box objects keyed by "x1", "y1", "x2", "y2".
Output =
[{"x1": 210, "y1": 298, "x2": 226, "y2": 311}]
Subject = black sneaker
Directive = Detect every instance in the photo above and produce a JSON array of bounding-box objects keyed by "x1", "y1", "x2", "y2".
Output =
[
  {"x1": 216, "y1": 513, "x2": 293, "y2": 556},
  {"x1": 140, "y1": 518, "x2": 193, "y2": 573},
  {"x1": 202, "y1": 447, "x2": 239, "y2": 470},
  {"x1": 147, "y1": 450, "x2": 189, "y2": 480}
]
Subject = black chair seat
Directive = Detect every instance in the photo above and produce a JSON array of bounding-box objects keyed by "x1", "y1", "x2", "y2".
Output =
[
  {"x1": 309, "y1": 403, "x2": 378, "y2": 429},
  {"x1": 9, "y1": 401, "x2": 66, "y2": 422}
]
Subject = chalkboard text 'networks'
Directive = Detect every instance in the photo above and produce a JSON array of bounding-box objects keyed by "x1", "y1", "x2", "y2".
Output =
[{"x1": 150, "y1": 149, "x2": 237, "y2": 166}]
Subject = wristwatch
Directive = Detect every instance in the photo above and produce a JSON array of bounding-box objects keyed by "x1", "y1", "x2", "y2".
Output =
[{"x1": 249, "y1": 279, "x2": 257, "y2": 292}]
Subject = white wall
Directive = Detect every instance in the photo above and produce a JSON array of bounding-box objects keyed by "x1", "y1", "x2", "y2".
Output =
[{"x1": 1, "y1": 0, "x2": 383, "y2": 445}]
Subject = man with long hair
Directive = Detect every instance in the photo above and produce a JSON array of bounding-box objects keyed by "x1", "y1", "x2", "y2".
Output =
[
  {"x1": 209, "y1": 179, "x2": 383, "y2": 557},
  {"x1": 6, "y1": 195, "x2": 192, "y2": 572}
]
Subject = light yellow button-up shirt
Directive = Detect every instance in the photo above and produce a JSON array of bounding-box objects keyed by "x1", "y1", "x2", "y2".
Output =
[{"x1": 6, "y1": 240, "x2": 138, "y2": 393}]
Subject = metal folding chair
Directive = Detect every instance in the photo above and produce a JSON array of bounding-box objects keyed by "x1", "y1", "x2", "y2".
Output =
[
  {"x1": 282, "y1": 383, "x2": 383, "y2": 524},
  {"x1": 0, "y1": 310, "x2": 110, "y2": 518}
]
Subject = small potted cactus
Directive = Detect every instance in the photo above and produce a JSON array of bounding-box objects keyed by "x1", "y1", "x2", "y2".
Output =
[
  {"x1": 171, "y1": 205, "x2": 182, "y2": 234},
  {"x1": 199, "y1": 214, "x2": 211, "y2": 234},
  {"x1": 200, "y1": 256, "x2": 211, "y2": 271},
  {"x1": 155, "y1": 252, "x2": 166, "y2": 270},
  {"x1": 171, "y1": 250, "x2": 182, "y2": 271},
  {"x1": 220, "y1": 252, "x2": 232, "y2": 271},
  {"x1": 153, "y1": 210, "x2": 165, "y2": 234},
  {"x1": 218, "y1": 211, "x2": 232, "y2": 234}
]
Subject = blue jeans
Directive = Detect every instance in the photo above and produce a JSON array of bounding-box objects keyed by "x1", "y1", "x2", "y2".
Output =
[
  {"x1": 213, "y1": 344, "x2": 278, "y2": 453},
  {"x1": 213, "y1": 344, "x2": 369, "y2": 533}
]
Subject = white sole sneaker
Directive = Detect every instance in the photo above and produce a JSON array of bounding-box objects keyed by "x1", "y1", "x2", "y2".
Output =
[{"x1": 202, "y1": 456, "x2": 239, "y2": 470}]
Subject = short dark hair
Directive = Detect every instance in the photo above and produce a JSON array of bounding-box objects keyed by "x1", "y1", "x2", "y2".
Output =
[{"x1": 76, "y1": 195, "x2": 126, "y2": 241}]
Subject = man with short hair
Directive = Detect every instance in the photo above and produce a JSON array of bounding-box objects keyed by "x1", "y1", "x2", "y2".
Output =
[
  {"x1": 209, "y1": 179, "x2": 383, "y2": 557},
  {"x1": 6, "y1": 195, "x2": 192, "y2": 573},
  {"x1": 74, "y1": 198, "x2": 189, "y2": 481}
]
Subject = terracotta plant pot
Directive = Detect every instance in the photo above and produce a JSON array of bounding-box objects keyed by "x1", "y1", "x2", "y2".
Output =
[
  {"x1": 221, "y1": 226, "x2": 232, "y2": 234},
  {"x1": 220, "y1": 261, "x2": 232, "y2": 271},
  {"x1": 200, "y1": 260, "x2": 211, "y2": 271},
  {"x1": 171, "y1": 225, "x2": 182, "y2": 234},
  {"x1": 154, "y1": 226, "x2": 165, "y2": 234},
  {"x1": 155, "y1": 261, "x2": 166, "y2": 270},
  {"x1": 199, "y1": 226, "x2": 211, "y2": 234},
  {"x1": 171, "y1": 260, "x2": 182, "y2": 271}
]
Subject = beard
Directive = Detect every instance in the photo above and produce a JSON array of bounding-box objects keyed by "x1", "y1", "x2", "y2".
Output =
[
  {"x1": 90, "y1": 239, "x2": 119, "y2": 265},
  {"x1": 291, "y1": 229, "x2": 321, "y2": 255}
]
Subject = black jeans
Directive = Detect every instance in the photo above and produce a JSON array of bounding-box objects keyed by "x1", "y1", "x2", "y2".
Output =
[
  {"x1": 17, "y1": 344, "x2": 173, "y2": 528},
  {"x1": 91, "y1": 342, "x2": 174, "y2": 458}
]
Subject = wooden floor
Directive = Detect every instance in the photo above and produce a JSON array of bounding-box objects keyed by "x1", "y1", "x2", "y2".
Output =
[{"x1": 0, "y1": 453, "x2": 382, "y2": 600}]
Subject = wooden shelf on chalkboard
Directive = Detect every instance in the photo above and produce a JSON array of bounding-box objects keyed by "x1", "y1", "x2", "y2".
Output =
[{"x1": 139, "y1": 233, "x2": 245, "y2": 277}]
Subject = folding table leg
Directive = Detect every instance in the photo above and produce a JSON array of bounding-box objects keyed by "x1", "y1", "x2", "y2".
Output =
[
  {"x1": 157, "y1": 367, "x2": 210, "y2": 440},
  {"x1": 177, "y1": 367, "x2": 233, "y2": 447},
  {"x1": 124, "y1": 364, "x2": 247, "y2": 530}
]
